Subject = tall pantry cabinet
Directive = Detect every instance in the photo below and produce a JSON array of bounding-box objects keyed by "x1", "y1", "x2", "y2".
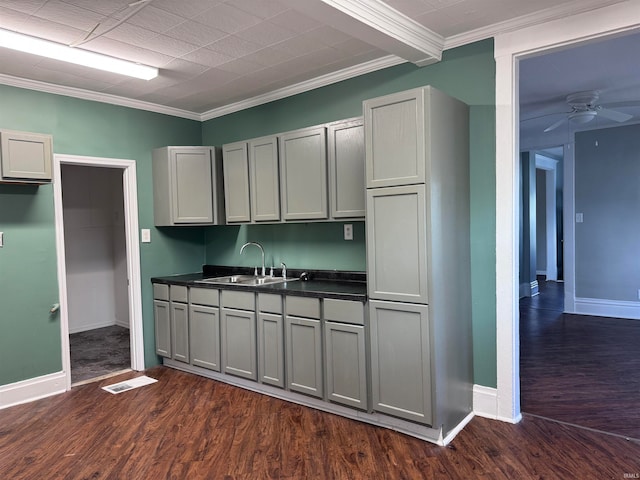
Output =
[{"x1": 364, "y1": 86, "x2": 473, "y2": 436}]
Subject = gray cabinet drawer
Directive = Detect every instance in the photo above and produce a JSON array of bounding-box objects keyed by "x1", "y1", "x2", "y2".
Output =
[
  {"x1": 170, "y1": 285, "x2": 188, "y2": 303},
  {"x1": 286, "y1": 296, "x2": 320, "y2": 319},
  {"x1": 153, "y1": 283, "x2": 169, "y2": 301},
  {"x1": 221, "y1": 290, "x2": 255, "y2": 310},
  {"x1": 258, "y1": 293, "x2": 282, "y2": 313},
  {"x1": 323, "y1": 299, "x2": 364, "y2": 325},
  {"x1": 190, "y1": 287, "x2": 219, "y2": 306}
]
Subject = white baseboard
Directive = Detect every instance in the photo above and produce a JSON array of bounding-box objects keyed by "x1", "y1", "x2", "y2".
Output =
[
  {"x1": 473, "y1": 384, "x2": 498, "y2": 419},
  {"x1": 115, "y1": 318, "x2": 130, "y2": 329},
  {"x1": 519, "y1": 280, "x2": 539, "y2": 298},
  {"x1": 69, "y1": 320, "x2": 117, "y2": 334},
  {"x1": 0, "y1": 371, "x2": 66, "y2": 410},
  {"x1": 574, "y1": 297, "x2": 640, "y2": 320}
]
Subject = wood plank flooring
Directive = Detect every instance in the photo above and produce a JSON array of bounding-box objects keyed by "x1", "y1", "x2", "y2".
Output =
[
  {"x1": 1, "y1": 367, "x2": 638, "y2": 479},
  {"x1": 520, "y1": 279, "x2": 640, "y2": 439}
]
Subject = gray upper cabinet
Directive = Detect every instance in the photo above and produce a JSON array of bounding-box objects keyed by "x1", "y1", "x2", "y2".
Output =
[
  {"x1": 327, "y1": 118, "x2": 365, "y2": 219},
  {"x1": 222, "y1": 142, "x2": 251, "y2": 223},
  {"x1": 367, "y1": 184, "x2": 428, "y2": 304},
  {"x1": 0, "y1": 130, "x2": 53, "y2": 182},
  {"x1": 249, "y1": 136, "x2": 280, "y2": 222},
  {"x1": 279, "y1": 126, "x2": 328, "y2": 221},
  {"x1": 363, "y1": 89, "x2": 426, "y2": 188},
  {"x1": 152, "y1": 146, "x2": 224, "y2": 226}
]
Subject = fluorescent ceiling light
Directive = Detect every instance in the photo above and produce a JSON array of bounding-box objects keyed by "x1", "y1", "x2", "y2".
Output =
[{"x1": 0, "y1": 28, "x2": 158, "y2": 80}]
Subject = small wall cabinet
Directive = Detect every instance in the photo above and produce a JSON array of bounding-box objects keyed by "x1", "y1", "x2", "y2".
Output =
[
  {"x1": 0, "y1": 129, "x2": 53, "y2": 183},
  {"x1": 152, "y1": 146, "x2": 224, "y2": 226},
  {"x1": 222, "y1": 142, "x2": 251, "y2": 223},
  {"x1": 249, "y1": 136, "x2": 280, "y2": 222}
]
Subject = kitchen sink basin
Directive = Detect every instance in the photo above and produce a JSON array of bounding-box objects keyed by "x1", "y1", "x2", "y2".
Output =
[{"x1": 196, "y1": 275, "x2": 299, "y2": 286}]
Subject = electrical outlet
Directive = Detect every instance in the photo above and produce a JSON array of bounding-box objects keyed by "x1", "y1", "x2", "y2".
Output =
[
  {"x1": 344, "y1": 224, "x2": 353, "y2": 241},
  {"x1": 141, "y1": 229, "x2": 151, "y2": 243},
  {"x1": 576, "y1": 213, "x2": 584, "y2": 223}
]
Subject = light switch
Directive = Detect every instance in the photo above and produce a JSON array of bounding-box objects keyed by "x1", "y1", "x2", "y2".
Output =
[
  {"x1": 576, "y1": 213, "x2": 584, "y2": 223},
  {"x1": 141, "y1": 229, "x2": 151, "y2": 243}
]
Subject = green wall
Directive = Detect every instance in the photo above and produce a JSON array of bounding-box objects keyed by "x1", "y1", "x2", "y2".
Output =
[
  {"x1": 202, "y1": 39, "x2": 497, "y2": 387},
  {"x1": 0, "y1": 85, "x2": 205, "y2": 384}
]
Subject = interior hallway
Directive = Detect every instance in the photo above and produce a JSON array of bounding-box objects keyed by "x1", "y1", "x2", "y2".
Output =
[
  {"x1": 70, "y1": 325, "x2": 131, "y2": 384},
  {"x1": 520, "y1": 278, "x2": 640, "y2": 439}
]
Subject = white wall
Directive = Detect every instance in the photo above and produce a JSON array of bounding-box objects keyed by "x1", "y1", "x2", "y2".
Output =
[{"x1": 62, "y1": 165, "x2": 129, "y2": 333}]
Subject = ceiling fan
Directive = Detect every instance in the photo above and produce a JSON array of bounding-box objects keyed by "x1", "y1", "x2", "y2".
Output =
[{"x1": 537, "y1": 90, "x2": 633, "y2": 132}]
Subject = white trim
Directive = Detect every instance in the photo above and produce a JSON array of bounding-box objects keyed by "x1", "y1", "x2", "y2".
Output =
[
  {"x1": 473, "y1": 384, "x2": 498, "y2": 419},
  {"x1": 564, "y1": 143, "x2": 576, "y2": 313},
  {"x1": 200, "y1": 55, "x2": 405, "y2": 120},
  {"x1": 441, "y1": 412, "x2": 474, "y2": 446},
  {"x1": 574, "y1": 297, "x2": 640, "y2": 320},
  {"x1": 535, "y1": 155, "x2": 558, "y2": 282},
  {"x1": 0, "y1": 371, "x2": 66, "y2": 410},
  {"x1": 0, "y1": 74, "x2": 200, "y2": 121},
  {"x1": 494, "y1": 0, "x2": 640, "y2": 424},
  {"x1": 536, "y1": 270, "x2": 547, "y2": 276},
  {"x1": 69, "y1": 320, "x2": 118, "y2": 335},
  {"x1": 54, "y1": 154, "x2": 145, "y2": 392}
]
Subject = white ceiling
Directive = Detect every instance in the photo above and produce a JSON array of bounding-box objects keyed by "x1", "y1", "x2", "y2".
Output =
[
  {"x1": 0, "y1": 0, "x2": 630, "y2": 120},
  {"x1": 519, "y1": 30, "x2": 640, "y2": 147}
]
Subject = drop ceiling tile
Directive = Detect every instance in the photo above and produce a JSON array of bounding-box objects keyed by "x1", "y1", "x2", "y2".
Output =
[
  {"x1": 196, "y1": 3, "x2": 262, "y2": 35},
  {"x1": 33, "y1": 0, "x2": 105, "y2": 32},
  {"x1": 241, "y1": 47, "x2": 293, "y2": 67},
  {"x1": 235, "y1": 21, "x2": 296, "y2": 47},
  {"x1": 35, "y1": 56, "x2": 127, "y2": 84},
  {"x1": 0, "y1": 0, "x2": 48, "y2": 15},
  {"x1": 82, "y1": 36, "x2": 173, "y2": 66},
  {"x1": 228, "y1": 0, "x2": 288, "y2": 20},
  {"x1": 60, "y1": 0, "x2": 130, "y2": 16},
  {"x1": 383, "y1": 0, "x2": 435, "y2": 16},
  {"x1": 303, "y1": 25, "x2": 354, "y2": 47},
  {"x1": 125, "y1": 5, "x2": 186, "y2": 34},
  {"x1": 164, "y1": 20, "x2": 227, "y2": 47},
  {"x1": 181, "y1": 48, "x2": 235, "y2": 68},
  {"x1": 102, "y1": 22, "x2": 158, "y2": 45},
  {"x1": 269, "y1": 9, "x2": 322, "y2": 34},
  {"x1": 332, "y1": 38, "x2": 378, "y2": 56},
  {"x1": 145, "y1": 34, "x2": 198, "y2": 57},
  {"x1": 9, "y1": 16, "x2": 85, "y2": 44},
  {"x1": 152, "y1": 0, "x2": 220, "y2": 19},
  {"x1": 162, "y1": 58, "x2": 210, "y2": 77},
  {"x1": 273, "y1": 34, "x2": 327, "y2": 57},
  {"x1": 207, "y1": 35, "x2": 263, "y2": 58},
  {"x1": 0, "y1": 5, "x2": 30, "y2": 29},
  {"x1": 216, "y1": 58, "x2": 264, "y2": 75}
]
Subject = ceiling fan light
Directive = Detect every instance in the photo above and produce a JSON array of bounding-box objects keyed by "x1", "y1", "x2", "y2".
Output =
[
  {"x1": 0, "y1": 28, "x2": 158, "y2": 80},
  {"x1": 568, "y1": 110, "x2": 597, "y2": 124}
]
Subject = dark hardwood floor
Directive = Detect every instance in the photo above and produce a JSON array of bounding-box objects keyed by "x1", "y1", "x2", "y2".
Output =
[
  {"x1": 520, "y1": 278, "x2": 640, "y2": 439},
  {"x1": 1, "y1": 367, "x2": 638, "y2": 479}
]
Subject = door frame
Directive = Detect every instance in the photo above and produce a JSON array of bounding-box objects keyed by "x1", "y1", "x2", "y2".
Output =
[
  {"x1": 53, "y1": 154, "x2": 144, "y2": 390},
  {"x1": 535, "y1": 154, "x2": 558, "y2": 281},
  {"x1": 494, "y1": 2, "x2": 640, "y2": 422}
]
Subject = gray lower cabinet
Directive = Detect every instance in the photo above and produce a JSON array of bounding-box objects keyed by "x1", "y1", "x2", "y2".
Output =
[
  {"x1": 152, "y1": 146, "x2": 224, "y2": 226},
  {"x1": 257, "y1": 293, "x2": 285, "y2": 387},
  {"x1": 0, "y1": 129, "x2": 53, "y2": 182},
  {"x1": 285, "y1": 297, "x2": 323, "y2": 398},
  {"x1": 324, "y1": 321, "x2": 367, "y2": 410},
  {"x1": 221, "y1": 291, "x2": 257, "y2": 380},
  {"x1": 189, "y1": 303, "x2": 220, "y2": 371},
  {"x1": 154, "y1": 299, "x2": 171, "y2": 358},
  {"x1": 369, "y1": 300, "x2": 432, "y2": 425},
  {"x1": 279, "y1": 126, "x2": 328, "y2": 221},
  {"x1": 171, "y1": 301, "x2": 189, "y2": 364},
  {"x1": 327, "y1": 118, "x2": 365, "y2": 219}
]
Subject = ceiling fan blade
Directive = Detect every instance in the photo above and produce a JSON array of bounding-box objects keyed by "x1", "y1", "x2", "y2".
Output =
[
  {"x1": 597, "y1": 108, "x2": 632, "y2": 122},
  {"x1": 544, "y1": 117, "x2": 566, "y2": 132}
]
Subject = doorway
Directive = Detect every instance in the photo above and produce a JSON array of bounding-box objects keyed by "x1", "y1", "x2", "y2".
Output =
[{"x1": 53, "y1": 154, "x2": 145, "y2": 391}]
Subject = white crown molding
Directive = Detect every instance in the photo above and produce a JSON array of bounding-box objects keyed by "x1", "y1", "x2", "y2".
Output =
[
  {"x1": 200, "y1": 55, "x2": 406, "y2": 121},
  {"x1": 0, "y1": 74, "x2": 201, "y2": 121},
  {"x1": 320, "y1": 0, "x2": 444, "y2": 65},
  {"x1": 445, "y1": 0, "x2": 628, "y2": 49}
]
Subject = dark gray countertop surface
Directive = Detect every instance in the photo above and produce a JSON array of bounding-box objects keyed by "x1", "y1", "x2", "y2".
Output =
[{"x1": 151, "y1": 266, "x2": 367, "y2": 301}]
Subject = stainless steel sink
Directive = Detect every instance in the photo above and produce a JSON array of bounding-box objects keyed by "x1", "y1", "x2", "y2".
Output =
[{"x1": 196, "y1": 275, "x2": 299, "y2": 286}]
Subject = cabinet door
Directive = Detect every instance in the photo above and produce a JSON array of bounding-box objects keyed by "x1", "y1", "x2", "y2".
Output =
[
  {"x1": 279, "y1": 127, "x2": 328, "y2": 221},
  {"x1": 370, "y1": 300, "x2": 432, "y2": 425},
  {"x1": 171, "y1": 302, "x2": 189, "y2": 363},
  {"x1": 154, "y1": 300, "x2": 171, "y2": 358},
  {"x1": 366, "y1": 185, "x2": 428, "y2": 304},
  {"x1": 222, "y1": 142, "x2": 251, "y2": 223},
  {"x1": 258, "y1": 312, "x2": 285, "y2": 388},
  {"x1": 285, "y1": 316, "x2": 323, "y2": 398},
  {"x1": 171, "y1": 148, "x2": 214, "y2": 223},
  {"x1": 249, "y1": 136, "x2": 280, "y2": 222},
  {"x1": 190, "y1": 304, "x2": 220, "y2": 371},
  {"x1": 0, "y1": 130, "x2": 53, "y2": 181},
  {"x1": 327, "y1": 119, "x2": 365, "y2": 218},
  {"x1": 221, "y1": 308, "x2": 257, "y2": 380},
  {"x1": 364, "y1": 88, "x2": 425, "y2": 188},
  {"x1": 325, "y1": 322, "x2": 368, "y2": 410}
]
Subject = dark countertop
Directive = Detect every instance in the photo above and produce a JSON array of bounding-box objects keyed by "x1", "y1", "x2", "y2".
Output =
[{"x1": 151, "y1": 266, "x2": 367, "y2": 302}]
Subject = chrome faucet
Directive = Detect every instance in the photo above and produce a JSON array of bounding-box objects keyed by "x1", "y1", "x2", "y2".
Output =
[
  {"x1": 280, "y1": 262, "x2": 287, "y2": 279},
  {"x1": 240, "y1": 242, "x2": 265, "y2": 277}
]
